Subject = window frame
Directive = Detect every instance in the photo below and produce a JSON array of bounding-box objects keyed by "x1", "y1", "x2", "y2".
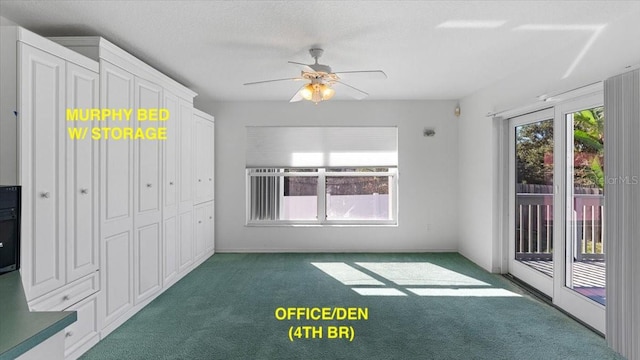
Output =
[{"x1": 246, "y1": 167, "x2": 398, "y2": 226}]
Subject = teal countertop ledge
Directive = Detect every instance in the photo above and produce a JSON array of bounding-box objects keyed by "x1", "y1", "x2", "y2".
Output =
[{"x1": 0, "y1": 271, "x2": 76, "y2": 360}]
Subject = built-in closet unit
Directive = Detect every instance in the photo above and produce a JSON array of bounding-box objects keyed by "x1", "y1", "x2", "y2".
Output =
[
  {"x1": 0, "y1": 26, "x2": 214, "y2": 360},
  {"x1": 0, "y1": 27, "x2": 101, "y2": 360},
  {"x1": 193, "y1": 110, "x2": 215, "y2": 259}
]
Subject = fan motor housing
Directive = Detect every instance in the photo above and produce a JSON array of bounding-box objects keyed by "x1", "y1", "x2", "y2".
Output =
[{"x1": 309, "y1": 63, "x2": 332, "y2": 74}]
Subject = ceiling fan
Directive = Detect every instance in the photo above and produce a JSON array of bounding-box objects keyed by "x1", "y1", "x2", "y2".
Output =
[{"x1": 243, "y1": 48, "x2": 387, "y2": 103}]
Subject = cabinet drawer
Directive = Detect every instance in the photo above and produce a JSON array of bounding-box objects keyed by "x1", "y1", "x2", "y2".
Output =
[
  {"x1": 29, "y1": 272, "x2": 99, "y2": 312},
  {"x1": 64, "y1": 294, "x2": 99, "y2": 359}
]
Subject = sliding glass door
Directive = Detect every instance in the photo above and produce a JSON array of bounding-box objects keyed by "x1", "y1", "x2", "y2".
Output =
[
  {"x1": 508, "y1": 93, "x2": 605, "y2": 333},
  {"x1": 553, "y1": 95, "x2": 605, "y2": 333},
  {"x1": 508, "y1": 108, "x2": 555, "y2": 297}
]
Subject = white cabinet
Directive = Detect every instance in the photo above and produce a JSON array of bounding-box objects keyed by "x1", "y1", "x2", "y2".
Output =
[
  {"x1": 134, "y1": 222, "x2": 160, "y2": 304},
  {"x1": 192, "y1": 110, "x2": 214, "y2": 262},
  {"x1": 195, "y1": 201, "x2": 215, "y2": 260},
  {"x1": 0, "y1": 28, "x2": 102, "y2": 360},
  {"x1": 194, "y1": 204, "x2": 207, "y2": 258},
  {"x1": 178, "y1": 100, "x2": 194, "y2": 210},
  {"x1": 162, "y1": 91, "x2": 179, "y2": 286},
  {"x1": 18, "y1": 42, "x2": 67, "y2": 300},
  {"x1": 99, "y1": 60, "x2": 135, "y2": 327},
  {"x1": 163, "y1": 92, "x2": 179, "y2": 212},
  {"x1": 6, "y1": 29, "x2": 100, "y2": 305},
  {"x1": 65, "y1": 62, "x2": 99, "y2": 284},
  {"x1": 177, "y1": 100, "x2": 194, "y2": 273},
  {"x1": 64, "y1": 294, "x2": 99, "y2": 360},
  {"x1": 162, "y1": 215, "x2": 178, "y2": 286},
  {"x1": 134, "y1": 77, "x2": 162, "y2": 215},
  {"x1": 29, "y1": 274, "x2": 101, "y2": 360},
  {"x1": 194, "y1": 110, "x2": 214, "y2": 205},
  {"x1": 133, "y1": 77, "x2": 162, "y2": 305},
  {"x1": 13, "y1": 32, "x2": 216, "y2": 357},
  {"x1": 178, "y1": 210, "x2": 194, "y2": 272},
  {"x1": 205, "y1": 202, "x2": 215, "y2": 253}
]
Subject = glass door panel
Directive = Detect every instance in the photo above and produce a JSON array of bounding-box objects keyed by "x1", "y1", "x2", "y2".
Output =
[
  {"x1": 565, "y1": 107, "x2": 606, "y2": 305},
  {"x1": 552, "y1": 94, "x2": 605, "y2": 334},
  {"x1": 508, "y1": 108, "x2": 555, "y2": 296}
]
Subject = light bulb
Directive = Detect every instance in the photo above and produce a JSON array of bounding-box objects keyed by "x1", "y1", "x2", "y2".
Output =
[
  {"x1": 321, "y1": 85, "x2": 335, "y2": 100},
  {"x1": 300, "y1": 84, "x2": 314, "y2": 101}
]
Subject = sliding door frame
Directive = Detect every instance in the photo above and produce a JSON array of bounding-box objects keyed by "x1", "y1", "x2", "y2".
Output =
[
  {"x1": 507, "y1": 108, "x2": 555, "y2": 297},
  {"x1": 553, "y1": 92, "x2": 605, "y2": 334},
  {"x1": 501, "y1": 83, "x2": 605, "y2": 334}
]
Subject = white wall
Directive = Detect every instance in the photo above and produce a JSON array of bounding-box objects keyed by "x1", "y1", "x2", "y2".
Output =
[
  {"x1": 0, "y1": 17, "x2": 18, "y2": 185},
  {"x1": 457, "y1": 8, "x2": 640, "y2": 272},
  {"x1": 196, "y1": 100, "x2": 459, "y2": 252}
]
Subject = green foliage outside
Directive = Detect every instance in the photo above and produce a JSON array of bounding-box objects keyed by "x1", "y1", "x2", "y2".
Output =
[{"x1": 516, "y1": 107, "x2": 604, "y2": 190}]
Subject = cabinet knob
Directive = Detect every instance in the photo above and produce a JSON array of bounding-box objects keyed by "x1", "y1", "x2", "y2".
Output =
[
  {"x1": 198, "y1": 179, "x2": 202, "y2": 182},
  {"x1": 169, "y1": 181, "x2": 174, "y2": 186},
  {"x1": 146, "y1": 183, "x2": 152, "y2": 188},
  {"x1": 80, "y1": 188, "x2": 89, "y2": 194},
  {"x1": 209, "y1": 178, "x2": 212, "y2": 181},
  {"x1": 62, "y1": 295, "x2": 69, "y2": 301},
  {"x1": 209, "y1": 216, "x2": 212, "y2": 220},
  {"x1": 65, "y1": 331, "x2": 73, "y2": 338},
  {"x1": 40, "y1": 192, "x2": 50, "y2": 199},
  {"x1": 198, "y1": 220, "x2": 202, "y2": 224}
]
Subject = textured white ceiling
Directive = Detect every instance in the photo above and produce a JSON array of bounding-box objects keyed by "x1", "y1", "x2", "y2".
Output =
[{"x1": 1, "y1": 1, "x2": 639, "y2": 103}]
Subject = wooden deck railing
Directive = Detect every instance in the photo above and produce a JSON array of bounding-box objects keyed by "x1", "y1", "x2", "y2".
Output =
[{"x1": 515, "y1": 192, "x2": 604, "y2": 261}]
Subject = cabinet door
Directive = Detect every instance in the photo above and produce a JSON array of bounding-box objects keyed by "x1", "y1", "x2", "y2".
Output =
[
  {"x1": 103, "y1": 231, "x2": 132, "y2": 326},
  {"x1": 194, "y1": 205, "x2": 206, "y2": 259},
  {"x1": 100, "y1": 60, "x2": 134, "y2": 326},
  {"x1": 19, "y1": 43, "x2": 66, "y2": 300},
  {"x1": 162, "y1": 215, "x2": 178, "y2": 286},
  {"x1": 178, "y1": 211, "x2": 193, "y2": 272},
  {"x1": 64, "y1": 293, "x2": 99, "y2": 359},
  {"x1": 178, "y1": 101, "x2": 193, "y2": 212},
  {"x1": 206, "y1": 120, "x2": 215, "y2": 201},
  {"x1": 205, "y1": 201, "x2": 215, "y2": 253},
  {"x1": 66, "y1": 62, "x2": 99, "y2": 283},
  {"x1": 134, "y1": 77, "x2": 162, "y2": 215},
  {"x1": 195, "y1": 201, "x2": 214, "y2": 259},
  {"x1": 101, "y1": 61, "x2": 134, "y2": 224},
  {"x1": 163, "y1": 91, "x2": 179, "y2": 211},
  {"x1": 194, "y1": 114, "x2": 214, "y2": 204},
  {"x1": 134, "y1": 223, "x2": 161, "y2": 304}
]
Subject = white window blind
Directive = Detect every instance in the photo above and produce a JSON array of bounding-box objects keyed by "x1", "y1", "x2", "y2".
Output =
[
  {"x1": 604, "y1": 69, "x2": 640, "y2": 360},
  {"x1": 246, "y1": 126, "x2": 398, "y2": 168}
]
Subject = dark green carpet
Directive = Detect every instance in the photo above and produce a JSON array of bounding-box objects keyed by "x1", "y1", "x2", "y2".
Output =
[{"x1": 80, "y1": 253, "x2": 621, "y2": 359}]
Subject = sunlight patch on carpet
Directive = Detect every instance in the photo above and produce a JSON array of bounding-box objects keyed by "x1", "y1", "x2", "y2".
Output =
[
  {"x1": 351, "y1": 288, "x2": 407, "y2": 296},
  {"x1": 311, "y1": 262, "x2": 385, "y2": 285},
  {"x1": 407, "y1": 288, "x2": 521, "y2": 297},
  {"x1": 355, "y1": 262, "x2": 490, "y2": 286}
]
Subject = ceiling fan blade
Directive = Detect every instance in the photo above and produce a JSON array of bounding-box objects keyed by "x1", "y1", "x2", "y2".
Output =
[
  {"x1": 289, "y1": 85, "x2": 306, "y2": 102},
  {"x1": 332, "y1": 70, "x2": 387, "y2": 79},
  {"x1": 288, "y1": 61, "x2": 315, "y2": 73},
  {"x1": 335, "y1": 80, "x2": 369, "y2": 100},
  {"x1": 243, "y1": 77, "x2": 303, "y2": 86}
]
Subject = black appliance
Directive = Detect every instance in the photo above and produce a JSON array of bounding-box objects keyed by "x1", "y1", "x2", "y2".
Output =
[{"x1": 0, "y1": 186, "x2": 21, "y2": 275}]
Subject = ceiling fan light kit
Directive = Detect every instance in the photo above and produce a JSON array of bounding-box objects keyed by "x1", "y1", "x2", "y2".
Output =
[
  {"x1": 244, "y1": 48, "x2": 386, "y2": 104},
  {"x1": 301, "y1": 82, "x2": 335, "y2": 104}
]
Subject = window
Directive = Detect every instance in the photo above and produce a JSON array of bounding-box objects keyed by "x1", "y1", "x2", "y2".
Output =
[
  {"x1": 245, "y1": 126, "x2": 398, "y2": 225},
  {"x1": 247, "y1": 167, "x2": 397, "y2": 225}
]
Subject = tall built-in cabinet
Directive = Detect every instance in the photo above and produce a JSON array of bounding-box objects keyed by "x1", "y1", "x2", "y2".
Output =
[
  {"x1": 0, "y1": 27, "x2": 101, "y2": 360},
  {"x1": 0, "y1": 27, "x2": 215, "y2": 360},
  {"x1": 49, "y1": 35, "x2": 216, "y2": 339},
  {"x1": 193, "y1": 110, "x2": 215, "y2": 259}
]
